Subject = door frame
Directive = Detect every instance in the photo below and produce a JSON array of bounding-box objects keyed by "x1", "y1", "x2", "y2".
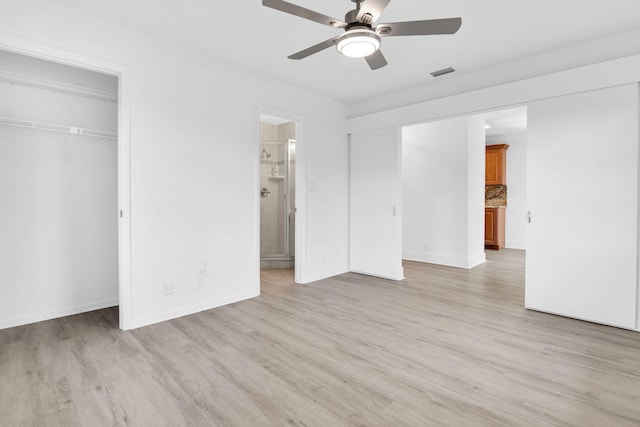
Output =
[
  {"x1": 256, "y1": 106, "x2": 305, "y2": 284},
  {"x1": 0, "y1": 35, "x2": 133, "y2": 329}
]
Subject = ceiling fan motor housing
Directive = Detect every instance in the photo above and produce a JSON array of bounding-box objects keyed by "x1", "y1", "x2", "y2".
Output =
[{"x1": 344, "y1": 9, "x2": 374, "y2": 27}]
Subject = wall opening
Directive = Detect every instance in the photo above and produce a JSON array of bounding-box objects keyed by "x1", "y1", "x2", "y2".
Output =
[
  {"x1": 0, "y1": 49, "x2": 120, "y2": 329},
  {"x1": 400, "y1": 107, "x2": 527, "y2": 271},
  {"x1": 259, "y1": 113, "x2": 296, "y2": 271}
]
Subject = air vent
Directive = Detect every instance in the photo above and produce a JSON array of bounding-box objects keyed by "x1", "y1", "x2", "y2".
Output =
[{"x1": 430, "y1": 67, "x2": 456, "y2": 77}]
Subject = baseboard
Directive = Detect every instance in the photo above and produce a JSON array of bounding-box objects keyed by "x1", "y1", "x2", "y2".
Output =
[
  {"x1": 467, "y1": 252, "x2": 487, "y2": 269},
  {"x1": 128, "y1": 290, "x2": 260, "y2": 330},
  {"x1": 403, "y1": 250, "x2": 485, "y2": 269},
  {"x1": 525, "y1": 305, "x2": 638, "y2": 332},
  {"x1": 298, "y1": 268, "x2": 350, "y2": 284},
  {"x1": 349, "y1": 269, "x2": 404, "y2": 281},
  {"x1": 0, "y1": 298, "x2": 119, "y2": 330},
  {"x1": 506, "y1": 240, "x2": 527, "y2": 250}
]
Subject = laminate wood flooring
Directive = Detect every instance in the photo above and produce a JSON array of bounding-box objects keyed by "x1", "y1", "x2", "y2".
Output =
[{"x1": 1, "y1": 249, "x2": 640, "y2": 426}]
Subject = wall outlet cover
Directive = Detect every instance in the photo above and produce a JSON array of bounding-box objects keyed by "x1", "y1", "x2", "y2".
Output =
[
  {"x1": 163, "y1": 281, "x2": 174, "y2": 295},
  {"x1": 198, "y1": 261, "x2": 206, "y2": 276}
]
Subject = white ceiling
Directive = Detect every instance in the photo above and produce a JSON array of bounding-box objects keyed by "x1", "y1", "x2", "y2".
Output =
[
  {"x1": 483, "y1": 107, "x2": 527, "y2": 138},
  {"x1": 52, "y1": 0, "x2": 640, "y2": 112},
  {"x1": 260, "y1": 114, "x2": 294, "y2": 125}
]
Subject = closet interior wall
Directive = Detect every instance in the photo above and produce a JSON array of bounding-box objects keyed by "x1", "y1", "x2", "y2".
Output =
[{"x1": 0, "y1": 50, "x2": 119, "y2": 329}]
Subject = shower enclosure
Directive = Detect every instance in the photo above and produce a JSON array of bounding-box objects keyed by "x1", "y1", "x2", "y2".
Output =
[{"x1": 260, "y1": 120, "x2": 295, "y2": 269}]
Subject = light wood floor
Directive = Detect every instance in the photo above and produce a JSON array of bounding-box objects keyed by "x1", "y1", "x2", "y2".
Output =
[{"x1": 2, "y1": 250, "x2": 640, "y2": 426}]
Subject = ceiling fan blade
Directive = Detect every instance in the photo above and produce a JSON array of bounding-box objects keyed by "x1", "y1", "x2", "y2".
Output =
[
  {"x1": 356, "y1": 0, "x2": 391, "y2": 24},
  {"x1": 377, "y1": 17, "x2": 462, "y2": 36},
  {"x1": 365, "y1": 50, "x2": 388, "y2": 70},
  {"x1": 288, "y1": 37, "x2": 339, "y2": 60},
  {"x1": 262, "y1": 0, "x2": 346, "y2": 28}
]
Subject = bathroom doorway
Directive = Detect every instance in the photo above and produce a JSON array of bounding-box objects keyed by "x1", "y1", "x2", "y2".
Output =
[{"x1": 259, "y1": 113, "x2": 296, "y2": 269}]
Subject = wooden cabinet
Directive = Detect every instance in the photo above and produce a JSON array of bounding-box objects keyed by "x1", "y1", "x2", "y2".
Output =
[
  {"x1": 485, "y1": 144, "x2": 509, "y2": 185},
  {"x1": 485, "y1": 207, "x2": 505, "y2": 250}
]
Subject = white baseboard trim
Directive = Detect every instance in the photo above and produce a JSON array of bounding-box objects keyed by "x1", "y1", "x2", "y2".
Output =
[
  {"x1": 129, "y1": 290, "x2": 260, "y2": 330},
  {"x1": 525, "y1": 305, "x2": 638, "y2": 332},
  {"x1": 467, "y1": 252, "x2": 487, "y2": 269},
  {"x1": 349, "y1": 269, "x2": 404, "y2": 281},
  {"x1": 506, "y1": 241, "x2": 527, "y2": 250},
  {"x1": 298, "y1": 268, "x2": 350, "y2": 284},
  {"x1": 0, "y1": 298, "x2": 119, "y2": 330},
  {"x1": 403, "y1": 251, "x2": 485, "y2": 269}
]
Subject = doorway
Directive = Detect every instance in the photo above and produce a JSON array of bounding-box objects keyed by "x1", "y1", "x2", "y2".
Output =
[
  {"x1": 0, "y1": 47, "x2": 127, "y2": 330},
  {"x1": 480, "y1": 107, "x2": 528, "y2": 253},
  {"x1": 259, "y1": 113, "x2": 296, "y2": 270},
  {"x1": 400, "y1": 107, "x2": 527, "y2": 271}
]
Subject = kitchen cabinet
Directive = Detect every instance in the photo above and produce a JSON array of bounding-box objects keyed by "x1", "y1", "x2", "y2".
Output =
[
  {"x1": 485, "y1": 207, "x2": 505, "y2": 250},
  {"x1": 485, "y1": 144, "x2": 509, "y2": 185}
]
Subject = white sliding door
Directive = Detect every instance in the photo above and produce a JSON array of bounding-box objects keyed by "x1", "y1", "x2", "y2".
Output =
[
  {"x1": 526, "y1": 84, "x2": 638, "y2": 329},
  {"x1": 349, "y1": 127, "x2": 404, "y2": 280}
]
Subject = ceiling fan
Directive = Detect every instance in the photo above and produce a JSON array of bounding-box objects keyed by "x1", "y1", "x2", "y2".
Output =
[{"x1": 262, "y1": 0, "x2": 462, "y2": 70}]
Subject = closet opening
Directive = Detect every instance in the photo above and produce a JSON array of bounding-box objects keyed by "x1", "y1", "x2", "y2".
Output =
[{"x1": 0, "y1": 49, "x2": 121, "y2": 330}]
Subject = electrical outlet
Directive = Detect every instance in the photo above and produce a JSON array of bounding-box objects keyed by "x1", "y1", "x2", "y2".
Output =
[
  {"x1": 197, "y1": 261, "x2": 206, "y2": 276},
  {"x1": 197, "y1": 275, "x2": 206, "y2": 289},
  {"x1": 163, "y1": 281, "x2": 174, "y2": 295}
]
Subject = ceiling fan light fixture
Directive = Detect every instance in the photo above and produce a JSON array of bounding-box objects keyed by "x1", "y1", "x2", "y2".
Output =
[{"x1": 336, "y1": 28, "x2": 381, "y2": 58}]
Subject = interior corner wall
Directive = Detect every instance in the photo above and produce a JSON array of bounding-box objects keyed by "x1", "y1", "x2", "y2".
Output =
[
  {"x1": 402, "y1": 116, "x2": 484, "y2": 269},
  {"x1": 1, "y1": 1, "x2": 349, "y2": 329},
  {"x1": 486, "y1": 134, "x2": 528, "y2": 250}
]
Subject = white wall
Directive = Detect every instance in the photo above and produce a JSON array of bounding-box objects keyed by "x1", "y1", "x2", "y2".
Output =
[
  {"x1": 402, "y1": 116, "x2": 485, "y2": 269},
  {"x1": 1, "y1": 1, "x2": 349, "y2": 329},
  {"x1": 486, "y1": 134, "x2": 527, "y2": 249},
  {"x1": 0, "y1": 53, "x2": 118, "y2": 329},
  {"x1": 526, "y1": 84, "x2": 638, "y2": 330}
]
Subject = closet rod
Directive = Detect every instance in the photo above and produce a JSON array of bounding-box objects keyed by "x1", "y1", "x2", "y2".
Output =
[
  {"x1": 0, "y1": 116, "x2": 117, "y2": 140},
  {"x1": 0, "y1": 69, "x2": 117, "y2": 103}
]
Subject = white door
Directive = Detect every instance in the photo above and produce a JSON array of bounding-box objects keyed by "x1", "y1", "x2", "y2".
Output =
[
  {"x1": 349, "y1": 127, "x2": 404, "y2": 280},
  {"x1": 526, "y1": 85, "x2": 638, "y2": 329}
]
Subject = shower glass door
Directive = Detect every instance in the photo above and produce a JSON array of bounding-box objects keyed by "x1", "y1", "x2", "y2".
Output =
[{"x1": 260, "y1": 140, "x2": 288, "y2": 258}]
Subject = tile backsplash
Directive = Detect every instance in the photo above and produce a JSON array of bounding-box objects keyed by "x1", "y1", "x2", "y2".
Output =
[{"x1": 486, "y1": 185, "x2": 507, "y2": 207}]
